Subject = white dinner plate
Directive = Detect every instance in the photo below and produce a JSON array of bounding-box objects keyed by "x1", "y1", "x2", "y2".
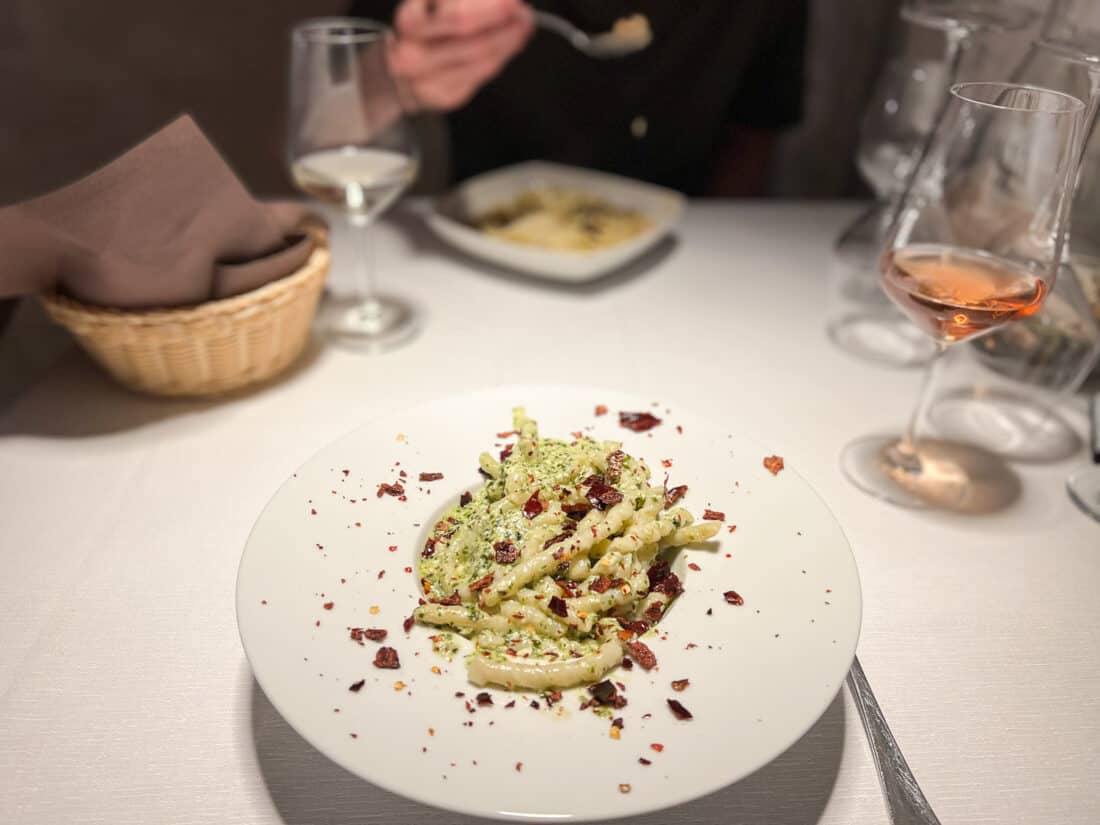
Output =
[
  {"x1": 236, "y1": 386, "x2": 861, "y2": 822},
  {"x1": 425, "y1": 162, "x2": 685, "y2": 281}
]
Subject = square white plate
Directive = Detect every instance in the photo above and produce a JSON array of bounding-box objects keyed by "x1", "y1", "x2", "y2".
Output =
[{"x1": 426, "y1": 161, "x2": 685, "y2": 282}]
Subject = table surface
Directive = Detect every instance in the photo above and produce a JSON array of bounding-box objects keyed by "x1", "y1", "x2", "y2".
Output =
[{"x1": 2, "y1": 202, "x2": 1097, "y2": 825}]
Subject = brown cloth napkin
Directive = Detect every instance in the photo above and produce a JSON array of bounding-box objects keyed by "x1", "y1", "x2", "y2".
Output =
[{"x1": 0, "y1": 115, "x2": 315, "y2": 308}]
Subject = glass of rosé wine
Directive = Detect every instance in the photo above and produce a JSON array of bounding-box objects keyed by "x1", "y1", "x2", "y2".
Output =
[{"x1": 841, "y1": 82, "x2": 1084, "y2": 510}]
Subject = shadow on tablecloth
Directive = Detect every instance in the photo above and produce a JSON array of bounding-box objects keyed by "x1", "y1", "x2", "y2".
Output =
[{"x1": 249, "y1": 676, "x2": 846, "y2": 825}]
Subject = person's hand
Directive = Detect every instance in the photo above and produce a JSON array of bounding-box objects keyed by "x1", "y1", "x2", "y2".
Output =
[{"x1": 388, "y1": 0, "x2": 534, "y2": 111}]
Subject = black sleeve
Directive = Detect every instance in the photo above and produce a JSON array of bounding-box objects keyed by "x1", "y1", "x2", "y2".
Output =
[
  {"x1": 346, "y1": 0, "x2": 402, "y2": 25},
  {"x1": 728, "y1": 0, "x2": 809, "y2": 130}
]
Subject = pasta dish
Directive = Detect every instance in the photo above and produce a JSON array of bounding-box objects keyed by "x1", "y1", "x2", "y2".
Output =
[
  {"x1": 414, "y1": 408, "x2": 719, "y2": 690},
  {"x1": 474, "y1": 189, "x2": 653, "y2": 251}
]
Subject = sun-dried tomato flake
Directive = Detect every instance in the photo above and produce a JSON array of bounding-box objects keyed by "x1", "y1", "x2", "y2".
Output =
[
  {"x1": 323, "y1": 601, "x2": 334, "y2": 610},
  {"x1": 671, "y1": 679, "x2": 690, "y2": 692},
  {"x1": 376, "y1": 482, "x2": 405, "y2": 498},
  {"x1": 469, "y1": 573, "x2": 494, "y2": 592},
  {"x1": 459, "y1": 491, "x2": 472, "y2": 507},
  {"x1": 727, "y1": 525, "x2": 737, "y2": 534},
  {"x1": 594, "y1": 405, "x2": 608, "y2": 416},
  {"x1": 430, "y1": 591, "x2": 461, "y2": 606},
  {"x1": 621, "y1": 657, "x2": 634, "y2": 670},
  {"x1": 652, "y1": 571, "x2": 683, "y2": 598},
  {"x1": 618, "y1": 618, "x2": 650, "y2": 635},
  {"x1": 611, "y1": 717, "x2": 624, "y2": 730},
  {"x1": 515, "y1": 762, "x2": 523, "y2": 772},
  {"x1": 499, "y1": 444, "x2": 514, "y2": 462},
  {"x1": 504, "y1": 700, "x2": 516, "y2": 709},
  {"x1": 348, "y1": 679, "x2": 365, "y2": 692},
  {"x1": 419, "y1": 472, "x2": 444, "y2": 482},
  {"x1": 638, "y1": 757, "x2": 652, "y2": 766},
  {"x1": 626, "y1": 641, "x2": 657, "y2": 670},
  {"x1": 644, "y1": 602, "x2": 665, "y2": 622},
  {"x1": 403, "y1": 614, "x2": 415, "y2": 633},
  {"x1": 588, "y1": 680, "x2": 628, "y2": 709},
  {"x1": 556, "y1": 578, "x2": 580, "y2": 598},
  {"x1": 619, "y1": 411, "x2": 662, "y2": 432},
  {"x1": 583, "y1": 477, "x2": 624, "y2": 510},
  {"x1": 667, "y1": 698, "x2": 693, "y2": 720},
  {"x1": 562, "y1": 502, "x2": 591, "y2": 520},
  {"x1": 529, "y1": 700, "x2": 539, "y2": 710},
  {"x1": 723, "y1": 590, "x2": 744, "y2": 606},
  {"x1": 703, "y1": 509, "x2": 725, "y2": 521},
  {"x1": 543, "y1": 523, "x2": 577, "y2": 550},
  {"x1": 764, "y1": 455, "x2": 785, "y2": 475},
  {"x1": 547, "y1": 596, "x2": 569, "y2": 618},
  {"x1": 688, "y1": 562, "x2": 701, "y2": 572},
  {"x1": 675, "y1": 425, "x2": 683, "y2": 434},
  {"x1": 310, "y1": 508, "x2": 317, "y2": 515},
  {"x1": 523, "y1": 491, "x2": 543, "y2": 519},
  {"x1": 590, "y1": 575, "x2": 613, "y2": 594},
  {"x1": 373, "y1": 647, "x2": 400, "y2": 669},
  {"x1": 492, "y1": 541, "x2": 520, "y2": 564},
  {"x1": 476, "y1": 692, "x2": 493, "y2": 707}
]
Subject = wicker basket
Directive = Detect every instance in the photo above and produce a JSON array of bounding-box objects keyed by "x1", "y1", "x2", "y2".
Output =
[{"x1": 40, "y1": 232, "x2": 329, "y2": 398}]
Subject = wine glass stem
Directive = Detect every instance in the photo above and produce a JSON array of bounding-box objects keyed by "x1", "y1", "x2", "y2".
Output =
[
  {"x1": 898, "y1": 343, "x2": 948, "y2": 460},
  {"x1": 349, "y1": 214, "x2": 382, "y2": 320}
]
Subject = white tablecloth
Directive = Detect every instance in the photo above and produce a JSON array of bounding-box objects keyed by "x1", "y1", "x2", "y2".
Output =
[{"x1": 2, "y1": 202, "x2": 1097, "y2": 825}]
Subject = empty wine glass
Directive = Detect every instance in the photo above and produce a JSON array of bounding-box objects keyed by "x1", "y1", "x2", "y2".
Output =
[
  {"x1": 841, "y1": 82, "x2": 1084, "y2": 510},
  {"x1": 288, "y1": 17, "x2": 420, "y2": 349}
]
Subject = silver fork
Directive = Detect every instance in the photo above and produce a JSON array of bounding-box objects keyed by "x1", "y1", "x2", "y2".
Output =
[
  {"x1": 847, "y1": 656, "x2": 943, "y2": 825},
  {"x1": 533, "y1": 11, "x2": 650, "y2": 59}
]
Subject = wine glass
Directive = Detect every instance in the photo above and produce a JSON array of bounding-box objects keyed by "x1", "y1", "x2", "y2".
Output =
[
  {"x1": 829, "y1": 0, "x2": 1038, "y2": 368},
  {"x1": 841, "y1": 82, "x2": 1084, "y2": 510},
  {"x1": 288, "y1": 18, "x2": 420, "y2": 349}
]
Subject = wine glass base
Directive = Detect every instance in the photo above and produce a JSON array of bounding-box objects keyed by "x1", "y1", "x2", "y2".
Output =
[
  {"x1": 840, "y1": 434, "x2": 1021, "y2": 513},
  {"x1": 1067, "y1": 467, "x2": 1100, "y2": 522},
  {"x1": 827, "y1": 314, "x2": 939, "y2": 369},
  {"x1": 321, "y1": 293, "x2": 419, "y2": 352},
  {"x1": 929, "y1": 391, "x2": 1081, "y2": 463}
]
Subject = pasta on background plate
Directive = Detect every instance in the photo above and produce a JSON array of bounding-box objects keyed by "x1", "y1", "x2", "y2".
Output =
[{"x1": 414, "y1": 408, "x2": 720, "y2": 690}]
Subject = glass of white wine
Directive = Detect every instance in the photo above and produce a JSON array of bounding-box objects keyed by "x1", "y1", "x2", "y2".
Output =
[
  {"x1": 288, "y1": 17, "x2": 420, "y2": 348},
  {"x1": 841, "y1": 82, "x2": 1083, "y2": 510}
]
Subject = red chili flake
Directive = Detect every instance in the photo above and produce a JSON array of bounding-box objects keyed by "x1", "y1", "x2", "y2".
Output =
[
  {"x1": 556, "y1": 578, "x2": 580, "y2": 598},
  {"x1": 421, "y1": 538, "x2": 437, "y2": 559},
  {"x1": 459, "y1": 491, "x2": 472, "y2": 507},
  {"x1": 397, "y1": 495, "x2": 407, "y2": 502},
  {"x1": 652, "y1": 572, "x2": 683, "y2": 598},
  {"x1": 660, "y1": 459, "x2": 672, "y2": 468},
  {"x1": 348, "y1": 679, "x2": 365, "y2": 692},
  {"x1": 650, "y1": 742, "x2": 664, "y2": 752},
  {"x1": 703, "y1": 509, "x2": 725, "y2": 521},
  {"x1": 606, "y1": 449, "x2": 625, "y2": 483},
  {"x1": 618, "y1": 618, "x2": 650, "y2": 635},
  {"x1": 399, "y1": 469, "x2": 407, "y2": 478},
  {"x1": 588, "y1": 680, "x2": 628, "y2": 709},
  {"x1": 388, "y1": 545, "x2": 398, "y2": 552},
  {"x1": 504, "y1": 700, "x2": 516, "y2": 709},
  {"x1": 643, "y1": 602, "x2": 665, "y2": 622},
  {"x1": 476, "y1": 692, "x2": 493, "y2": 707},
  {"x1": 342, "y1": 469, "x2": 350, "y2": 476},
  {"x1": 377, "y1": 570, "x2": 385, "y2": 580},
  {"x1": 727, "y1": 525, "x2": 737, "y2": 534},
  {"x1": 671, "y1": 679, "x2": 690, "y2": 692},
  {"x1": 763, "y1": 455, "x2": 785, "y2": 475},
  {"x1": 469, "y1": 573, "x2": 494, "y2": 592},
  {"x1": 583, "y1": 477, "x2": 624, "y2": 509},
  {"x1": 419, "y1": 472, "x2": 444, "y2": 482},
  {"x1": 515, "y1": 762, "x2": 523, "y2": 772},
  {"x1": 404, "y1": 566, "x2": 412, "y2": 574},
  {"x1": 626, "y1": 641, "x2": 657, "y2": 670},
  {"x1": 376, "y1": 482, "x2": 405, "y2": 498},
  {"x1": 373, "y1": 647, "x2": 400, "y2": 669},
  {"x1": 323, "y1": 601, "x2": 334, "y2": 610},
  {"x1": 545, "y1": 690, "x2": 563, "y2": 707},
  {"x1": 595, "y1": 405, "x2": 608, "y2": 416},
  {"x1": 496, "y1": 430, "x2": 517, "y2": 438},
  {"x1": 664, "y1": 485, "x2": 688, "y2": 507},
  {"x1": 260, "y1": 599, "x2": 267, "y2": 605},
  {"x1": 667, "y1": 699, "x2": 693, "y2": 720},
  {"x1": 364, "y1": 628, "x2": 387, "y2": 641},
  {"x1": 619, "y1": 411, "x2": 662, "y2": 432},
  {"x1": 310, "y1": 508, "x2": 317, "y2": 515},
  {"x1": 675, "y1": 425, "x2": 683, "y2": 434},
  {"x1": 529, "y1": 700, "x2": 539, "y2": 710},
  {"x1": 562, "y1": 502, "x2": 591, "y2": 520},
  {"x1": 621, "y1": 657, "x2": 634, "y2": 670},
  {"x1": 611, "y1": 717, "x2": 624, "y2": 730},
  {"x1": 723, "y1": 590, "x2": 744, "y2": 606},
  {"x1": 493, "y1": 541, "x2": 519, "y2": 564},
  {"x1": 590, "y1": 575, "x2": 613, "y2": 594},
  {"x1": 402, "y1": 614, "x2": 415, "y2": 633},
  {"x1": 315, "y1": 620, "x2": 320, "y2": 627},
  {"x1": 499, "y1": 444, "x2": 514, "y2": 462},
  {"x1": 432, "y1": 591, "x2": 462, "y2": 606},
  {"x1": 688, "y1": 563, "x2": 701, "y2": 572},
  {"x1": 523, "y1": 491, "x2": 543, "y2": 519},
  {"x1": 547, "y1": 596, "x2": 569, "y2": 618},
  {"x1": 639, "y1": 758, "x2": 652, "y2": 766}
]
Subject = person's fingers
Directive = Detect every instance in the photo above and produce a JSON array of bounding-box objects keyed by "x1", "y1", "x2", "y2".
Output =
[
  {"x1": 396, "y1": 0, "x2": 529, "y2": 40},
  {"x1": 389, "y1": 15, "x2": 531, "y2": 80}
]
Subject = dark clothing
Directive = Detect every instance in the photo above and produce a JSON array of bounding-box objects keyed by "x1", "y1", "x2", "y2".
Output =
[{"x1": 352, "y1": 1, "x2": 808, "y2": 194}]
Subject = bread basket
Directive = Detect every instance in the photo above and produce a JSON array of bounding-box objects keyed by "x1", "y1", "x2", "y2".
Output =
[{"x1": 40, "y1": 223, "x2": 329, "y2": 398}]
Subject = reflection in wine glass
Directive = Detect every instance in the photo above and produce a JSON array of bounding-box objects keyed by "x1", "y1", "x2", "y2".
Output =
[
  {"x1": 841, "y1": 82, "x2": 1084, "y2": 510},
  {"x1": 829, "y1": 0, "x2": 1038, "y2": 368},
  {"x1": 288, "y1": 18, "x2": 420, "y2": 349}
]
